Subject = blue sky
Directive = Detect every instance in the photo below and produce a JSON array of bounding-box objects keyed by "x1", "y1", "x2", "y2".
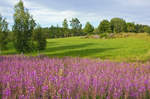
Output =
[{"x1": 0, "y1": 0, "x2": 150, "y2": 28}]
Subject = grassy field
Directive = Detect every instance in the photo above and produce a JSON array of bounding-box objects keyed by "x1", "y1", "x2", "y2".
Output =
[{"x1": 2, "y1": 34, "x2": 150, "y2": 62}]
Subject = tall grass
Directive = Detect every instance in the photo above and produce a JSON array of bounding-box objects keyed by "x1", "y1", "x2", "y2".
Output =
[{"x1": 0, "y1": 55, "x2": 150, "y2": 99}]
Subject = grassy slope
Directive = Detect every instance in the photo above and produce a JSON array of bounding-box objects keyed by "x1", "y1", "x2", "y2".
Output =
[{"x1": 2, "y1": 35, "x2": 150, "y2": 62}]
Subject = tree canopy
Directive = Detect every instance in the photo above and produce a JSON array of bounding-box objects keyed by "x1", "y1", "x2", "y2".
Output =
[
  {"x1": 62, "y1": 18, "x2": 68, "y2": 29},
  {"x1": 13, "y1": 0, "x2": 36, "y2": 53},
  {"x1": 33, "y1": 25, "x2": 47, "y2": 51},
  {"x1": 110, "y1": 18, "x2": 126, "y2": 33},
  {"x1": 126, "y1": 22, "x2": 135, "y2": 32},
  {"x1": 0, "y1": 14, "x2": 8, "y2": 50},
  {"x1": 98, "y1": 20, "x2": 111, "y2": 33},
  {"x1": 70, "y1": 18, "x2": 82, "y2": 36},
  {"x1": 83, "y1": 22, "x2": 94, "y2": 34}
]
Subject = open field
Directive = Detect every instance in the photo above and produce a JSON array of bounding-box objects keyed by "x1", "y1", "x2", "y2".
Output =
[{"x1": 2, "y1": 33, "x2": 150, "y2": 62}]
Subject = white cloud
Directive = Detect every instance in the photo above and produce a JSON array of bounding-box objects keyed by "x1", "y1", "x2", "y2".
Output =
[
  {"x1": 0, "y1": 0, "x2": 150, "y2": 28},
  {"x1": 30, "y1": 6, "x2": 79, "y2": 25},
  {"x1": 0, "y1": 7, "x2": 12, "y2": 16},
  {"x1": 1, "y1": 0, "x2": 83, "y2": 26},
  {"x1": 1, "y1": 0, "x2": 107, "y2": 27}
]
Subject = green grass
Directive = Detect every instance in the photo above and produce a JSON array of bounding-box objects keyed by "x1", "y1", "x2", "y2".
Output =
[{"x1": 2, "y1": 36, "x2": 150, "y2": 62}]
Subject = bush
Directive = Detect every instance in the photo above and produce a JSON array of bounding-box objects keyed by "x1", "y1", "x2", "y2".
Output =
[{"x1": 99, "y1": 33, "x2": 109, "y2": 39}]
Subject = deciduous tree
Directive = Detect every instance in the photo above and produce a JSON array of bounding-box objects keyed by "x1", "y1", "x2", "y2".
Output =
[
  {"x1": 110, "y1": 18, "x2": 126, "y2": 33},
  {"x1": 70, "y1": 18, "x2": 82, "y2": 36},
  {"x1": 33, "y1": 25, "x2": 47, "y2": 51},
  {"x1": 0, "y1": 14, "x2": 8, "y2": 51},
  {"x1": 98, "y1": 20, "x2": 111, "y2": 33},
  {"x1": 62, "y1": 18, "x2": 69, "y2": 37},
  {"x1": 126, "y1": 22, "x2": 135, "y2": 32},
  {"x1": 13, "y1": 0, "x2": 36, "y2": 53},
  {"x1": 83, "y1": 22, "x2": 94, "y2": 34}
]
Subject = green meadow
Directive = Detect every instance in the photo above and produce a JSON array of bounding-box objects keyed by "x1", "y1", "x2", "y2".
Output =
[{"x1": 2, "y1": 35, "x2": 150, "y2": 62}]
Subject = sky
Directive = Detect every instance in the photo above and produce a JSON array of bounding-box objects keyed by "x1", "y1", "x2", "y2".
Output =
[{"x1": 0, "y1": 0, "x2": 150, "y2": 28}]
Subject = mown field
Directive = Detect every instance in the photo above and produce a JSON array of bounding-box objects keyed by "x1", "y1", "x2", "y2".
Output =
[{"x1": 2, "y1": 33, "x2": 150, "y2": 62}]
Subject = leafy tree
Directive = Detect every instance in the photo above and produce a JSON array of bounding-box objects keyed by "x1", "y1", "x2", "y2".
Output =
[
  {"x1": 42, "y1": 27, "x2": 50, "y2": 38},
  {"x1": 98, "y1": 20, "x2": 111, "y2": 33},
  {"x1": 0, "y1": 15, "x2": 9, "y2": 51},
  {"x1": 70, "y1": 18, "x2": 82, "y2": 29},
  {"x1": 135, "y1": 24, "x2": 144, "y2": 33},
  {"x1": 110, "y1": 18, "x2": 126, "y2": 33},
  {"x1": 49, "y1": 25, "x2": 64, "y2": 38},
  {"x1": 126, "y1": 22, "x2": 135, "y2": 32},
  {"x1": 93, "y1": 28, "x2": 99, "y2": 34},
  {"x1": 33, "y1": 25, "x2": 47, "y2": 50},
  {"x1": 135, "y1": 24, "x2": 140, "y2": 33},
  {"x1": 62, "y1": 18, "x2": 69, "y2": 37},
  {"x1": 70, "y1": 18, "x2": 82, "y2": 36},
  {"x1": 13, "y1": 0, "x2": 36, "y2": 53},
  {"x1": 147, "y1": 27, "x2": 150, "y2": 33},
  {"x1": 62, "y1": 18, "x2": 68, "y2": 29},
  {"x1": 49, "y1": 25, "x2": 55, "y2": 38},
  {"x1": 144, "y1": 25, "x2": 150, "y2": 33},
  {"x1": 83, "y1": 22, "x2": 94, "y2": 34},
  {"x1": 56, "y1": 25, "x2": 64, "y2": 38}
]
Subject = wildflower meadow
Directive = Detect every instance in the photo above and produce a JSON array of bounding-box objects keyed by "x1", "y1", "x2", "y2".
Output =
[{"x1": 0, "y1": 55, "x2": 150, "y2": 99}]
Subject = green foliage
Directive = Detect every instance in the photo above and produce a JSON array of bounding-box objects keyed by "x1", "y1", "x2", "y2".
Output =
[
  {"x1": 7, "y1": 31, "x2": 14, "y2": 41},
  {"x1": 33, "y1": 25, "x2": 47, "y2": 50},
  {"x1": 38, "y1": 18, "x2": 150, "y2": 38},
  {"x1": 98, "y1": 20, "x2": 111, "y2": 33},
  {"x1": 70, "y1": 18, "x2": 82, "y2": 36},
  {"x1": 62, "y1": 18, "x2": 68, "y2": 29},
  {"x1": 144, "y1": 25, "x2": 150, "y2": 33},
  {"x1": 126, "y1": 22, "x2": 135, "y2": 32},
  {"x1": 99, "y1": 33, "x2": 109, "y2": 38},
  {"x1": 83, "y1": 22, "x2": 94, "y2": 34},
  {"x1": 70, "y1": 18, "x2": 82, "y2": 30},
  {"x1": 93, "y1": 28, "x2": 99, "y2": 34},
  {"x1": 62, "y1": 19, "x2": 70, "y2": 37},
  {"x1": 49, "y1": 25, "x2": 65, "y2": 38},
  {"x1": 42, "y1": 27, "x2": 50, "y2": 38},
  {"x1": 110, "y1": 18, "x2": 126, "y2": 33},
  {"x1": 0, "y1": 14, "x2": 9, "y2": 50},
  {"x1": 12, "y1": 0, "x2": 36, "y2": 53},
  {"x1": 135, "y1": 24, "x2": 144, "y2": 33}
]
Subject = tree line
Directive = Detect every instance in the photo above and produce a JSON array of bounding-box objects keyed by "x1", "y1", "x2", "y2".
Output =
[
  {"x1": 0, "y1": 0, "x2": 150, "y2": 53},
  {"x1": 43, "y1": 18, "x2": 150, "y2": 39}
]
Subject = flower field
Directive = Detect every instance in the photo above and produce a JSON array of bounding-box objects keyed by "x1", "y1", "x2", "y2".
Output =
[{"x1": 0, "y1": 56, "x2": 150, "y2": 99}]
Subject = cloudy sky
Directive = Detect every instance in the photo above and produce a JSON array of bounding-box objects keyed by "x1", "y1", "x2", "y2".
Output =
[{"x1": 0, "y1": 0, "x2": 150, "y2": 28}]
